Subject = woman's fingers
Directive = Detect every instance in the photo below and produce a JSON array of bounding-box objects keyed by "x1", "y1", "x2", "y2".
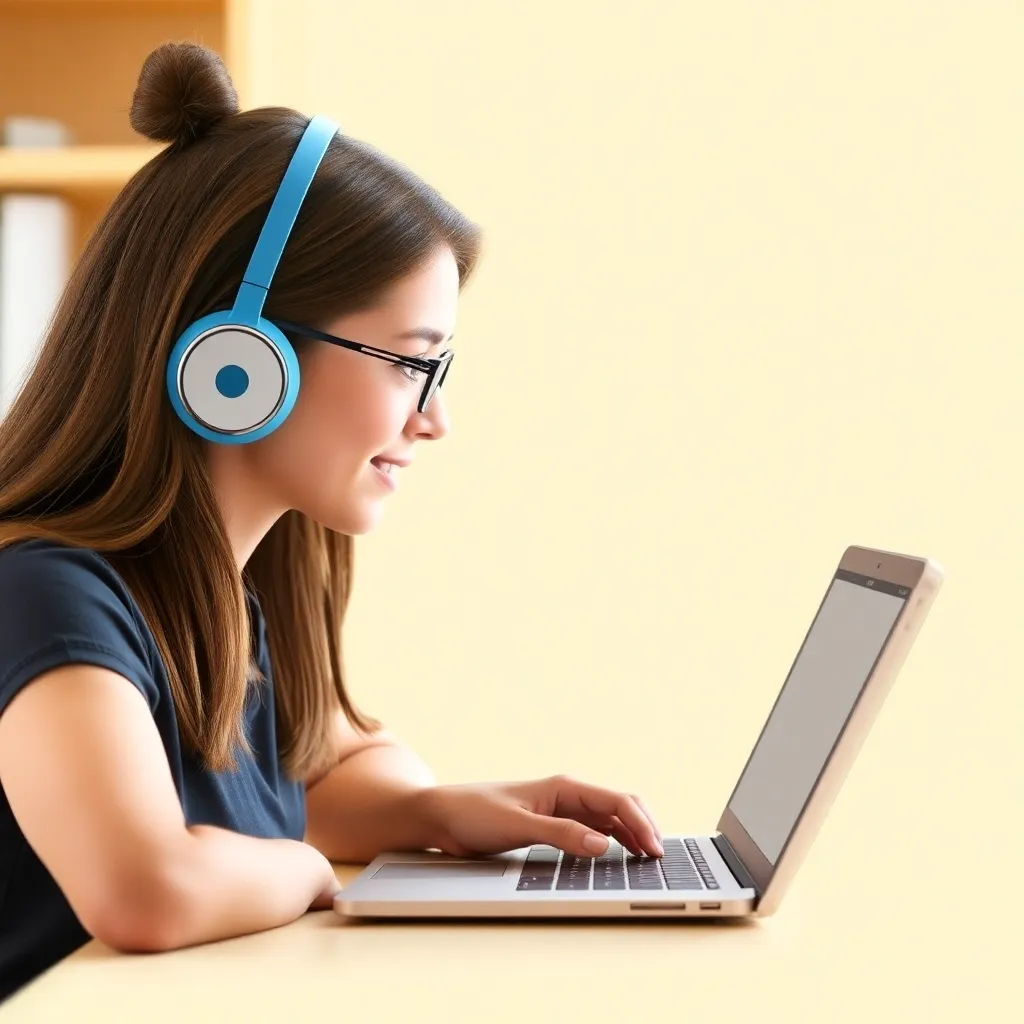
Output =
[
  {"x1": 548, "y1": 776, "x2": 664, "y2": 856},
  {"x1": 593, "y1": 815, "x2": 644, "y2": 857},
  {"x1": 556, "y1": 802, "x2": 645, "y2": 856},
  {"x1": 519, "y1": 810, "x2": 613, "y2": 857},
  {"x1": 631, "y1": 793, "x2": 663, "y2": 844},
  {"x1": 520, "y1": 809, "x2": 652, "y2": 859}
]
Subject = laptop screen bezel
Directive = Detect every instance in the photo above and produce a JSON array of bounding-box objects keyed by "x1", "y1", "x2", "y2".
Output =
[{"x1": 715, "y1": 545, "x2": 940, "y2": 902}]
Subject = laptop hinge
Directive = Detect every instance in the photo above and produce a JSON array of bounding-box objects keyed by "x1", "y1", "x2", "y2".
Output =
[{"x1": 712, "y1": 833, "x2": 760, "y2": 895}]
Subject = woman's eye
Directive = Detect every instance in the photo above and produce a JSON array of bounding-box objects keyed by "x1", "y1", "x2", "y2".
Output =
[{"x1": 397, "y1": 363, "x2": 426, "y2": 382}]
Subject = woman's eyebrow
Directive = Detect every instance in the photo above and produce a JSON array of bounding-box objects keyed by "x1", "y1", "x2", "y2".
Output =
[{"x1": 392, "y1": 327, "x2": 453, "y2": 347}]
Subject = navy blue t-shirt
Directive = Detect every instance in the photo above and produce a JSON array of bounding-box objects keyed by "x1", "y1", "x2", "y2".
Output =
[{"x1": 0, "y1": 539, "x2": 306, "y2": 1002}]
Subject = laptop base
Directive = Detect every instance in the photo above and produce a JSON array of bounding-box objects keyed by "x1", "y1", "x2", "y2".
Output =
[{"x1": 333, "y1": 836, "x2": 758, "y2": 920}]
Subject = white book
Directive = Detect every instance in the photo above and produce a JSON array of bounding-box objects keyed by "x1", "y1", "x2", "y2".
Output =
[
  {"x1": 0, "y1": 196, "x2": 72, "y2": 411},
  {"x1": 2, "y1": 116, "x2": 72, "y2": 148},
  {"x1": 0, "y1": 116, "x2": 73, "y2": 415}
]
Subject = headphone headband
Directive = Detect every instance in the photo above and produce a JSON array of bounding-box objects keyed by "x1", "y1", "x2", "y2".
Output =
[{"x1": 232, "y1": 114, "x2": 341, "y2": 325}]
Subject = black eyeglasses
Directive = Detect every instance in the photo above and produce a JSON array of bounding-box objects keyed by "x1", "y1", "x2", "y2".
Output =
[{"x1": 270, "y1": 318, "x2": 454, "y2": 414}]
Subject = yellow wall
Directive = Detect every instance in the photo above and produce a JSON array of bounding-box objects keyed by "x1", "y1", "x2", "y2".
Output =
[
  {"x1": 248, "y1": 0, "x2": 1016, "y2": 822},
  {"x1": 246, "y1": 1, "x2": 1019, "y2": 1006}
]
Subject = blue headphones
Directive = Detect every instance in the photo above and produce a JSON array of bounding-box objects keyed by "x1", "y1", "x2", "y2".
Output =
[{"x1": 165, "y1": 115, "x2": 340, "y2": 444}]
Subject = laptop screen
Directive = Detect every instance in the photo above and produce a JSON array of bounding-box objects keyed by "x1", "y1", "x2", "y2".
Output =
[{"x1": 726, "y1": 568, "x2": 910, "y2": 865}]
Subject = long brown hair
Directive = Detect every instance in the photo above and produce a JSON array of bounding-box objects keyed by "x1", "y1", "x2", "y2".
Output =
[{"x1": 0, "y1": 41, "x2": 483, "y2": 779}]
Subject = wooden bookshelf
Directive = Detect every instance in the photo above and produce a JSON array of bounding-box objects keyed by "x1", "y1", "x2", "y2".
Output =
[
  {"x1": 0, "y1": 0, "x2": 251, "y2": 254},
  {"x1": 0, "y1": 145, "x2": 164, "y2": 191}
]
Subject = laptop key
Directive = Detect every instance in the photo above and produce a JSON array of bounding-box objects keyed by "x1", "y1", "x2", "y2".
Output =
[
  {"x1": 556, "y1": 855, "x2": 593, "y2": 890},
  {"x1": 518, "y1": 846, "x2": 564, "y2": 890},
  {"x1": 523, "y1": 860, "x2": 557, "y2": 874},
  {"x1": 556, "y1": 873, "x2": 592, "y2": 890},
  {"x1": 682, "y1": 838, "x2": 723, "y2": 889},
  {"x1": 665, "y1": 877, "x2": 701, "y2": 890},
  {"x1": 626, "y1": 852, "x2": 670, "y2": 890}
]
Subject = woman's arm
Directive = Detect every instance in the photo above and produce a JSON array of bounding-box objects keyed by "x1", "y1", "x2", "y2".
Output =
[
  {"x1": 303, "y1": 710, "x2": 439, "y2": 862},
  {"x1": 301, "y1": 713, "x2": 664, "y2": 865},
  {"x1": 0, "y1": 664, "x2": 341, "y2": 952}
]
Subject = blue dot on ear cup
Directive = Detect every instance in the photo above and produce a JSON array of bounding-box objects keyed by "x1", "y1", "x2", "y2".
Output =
[{"x1": 215, "y1": 364, "x2": 249, "y2": 399}]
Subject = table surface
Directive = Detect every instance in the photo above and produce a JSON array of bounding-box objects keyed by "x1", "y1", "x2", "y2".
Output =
[{"x1": 2, "y1": 855, "x2": 1015, "y2": 1024}]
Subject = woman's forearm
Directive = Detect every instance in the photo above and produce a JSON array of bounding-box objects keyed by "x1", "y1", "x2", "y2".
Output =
[
  {"x1": 303, "y1": 741, "x2": 439, "y2": 862},
  {"x1": 96, "y1": 825, "x2": 339, "y2": 953}
]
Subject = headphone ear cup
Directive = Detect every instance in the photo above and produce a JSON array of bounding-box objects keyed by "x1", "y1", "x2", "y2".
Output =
[{"x1": 166, "y1": 312, "x2": 300, "y2": 443}]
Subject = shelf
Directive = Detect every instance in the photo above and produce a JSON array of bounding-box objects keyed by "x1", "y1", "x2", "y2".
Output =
[
  {"x1": 0, "y1": 0, "x2": 248, "y2": 254},
  {"x1": 0, "y1": 0, "x2": 233, "y2": 146},
  {"x1": 0, "y1": 144, "x2": 164, "y2": 199}
]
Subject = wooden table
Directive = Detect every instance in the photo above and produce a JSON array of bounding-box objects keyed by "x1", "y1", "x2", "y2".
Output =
[{"x1": 1, "y1": 856, "x2": 1014, "y2": 1022}]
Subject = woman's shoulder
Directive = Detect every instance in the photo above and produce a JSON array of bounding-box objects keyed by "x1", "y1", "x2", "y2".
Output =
[
  {"x1": 0, "y1": 536, "x2": 139, "y2": 608},
  {"x1": 1, "y1": 534, "x2": 117, "y2": 570},
  {"x1": 0, "y1": 536, "x2": 161, "y2": 708}
]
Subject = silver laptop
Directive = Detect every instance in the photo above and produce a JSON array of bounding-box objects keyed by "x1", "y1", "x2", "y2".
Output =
[{"x1": 334, "y1": 544, "x2": 944, "y2": 920}]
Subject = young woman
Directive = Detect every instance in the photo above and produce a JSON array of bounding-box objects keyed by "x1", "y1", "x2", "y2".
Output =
[{"x1": 0, "y1": 42, "x2": 663, "y2": 1000}]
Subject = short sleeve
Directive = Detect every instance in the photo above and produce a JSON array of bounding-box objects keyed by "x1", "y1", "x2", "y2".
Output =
[{"x1": 0, "y1": 540, "x2": 160, "y2": 718}]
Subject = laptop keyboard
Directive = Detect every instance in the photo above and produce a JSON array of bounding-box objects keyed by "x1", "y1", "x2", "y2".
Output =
[{"x1": 516, "y1": 837, "x2": 721, "y2": 892}]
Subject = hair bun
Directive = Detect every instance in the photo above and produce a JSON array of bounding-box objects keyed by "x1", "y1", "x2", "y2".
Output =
[{"x1": 129, "y1": 41, "x2": 239, "y2": 147}]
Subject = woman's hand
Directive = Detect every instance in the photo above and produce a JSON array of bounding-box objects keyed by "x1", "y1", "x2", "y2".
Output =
[
  {"x1": 306, "y1": 850, "x2": 344, "y2": 910},
  {"x1": 414, "y1": 775, "x2": 665, "y2": 859}
]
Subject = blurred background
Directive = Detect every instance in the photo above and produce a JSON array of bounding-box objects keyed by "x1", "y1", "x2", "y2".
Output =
[{"x1": 1, "y1": 0, "x2": 1020, "y2": 1018}]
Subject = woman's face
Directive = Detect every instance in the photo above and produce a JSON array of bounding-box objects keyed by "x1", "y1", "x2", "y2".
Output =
[{"x1": 241, "y1": 246, "x2": 459, "y2": 537}]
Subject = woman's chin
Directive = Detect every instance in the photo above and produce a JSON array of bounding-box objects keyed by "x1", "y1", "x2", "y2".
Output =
[
  {"x1": 298, "y1": 493, "x2": 383, "y2": 537},
  {"x1": 299, "y1": 470, "x2": 394, "y2": 535}
]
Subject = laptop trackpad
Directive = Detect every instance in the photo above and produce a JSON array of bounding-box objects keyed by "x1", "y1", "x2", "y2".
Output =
[{"x1": 373, "y1": 861, "x2": 507, "y2": 880}]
